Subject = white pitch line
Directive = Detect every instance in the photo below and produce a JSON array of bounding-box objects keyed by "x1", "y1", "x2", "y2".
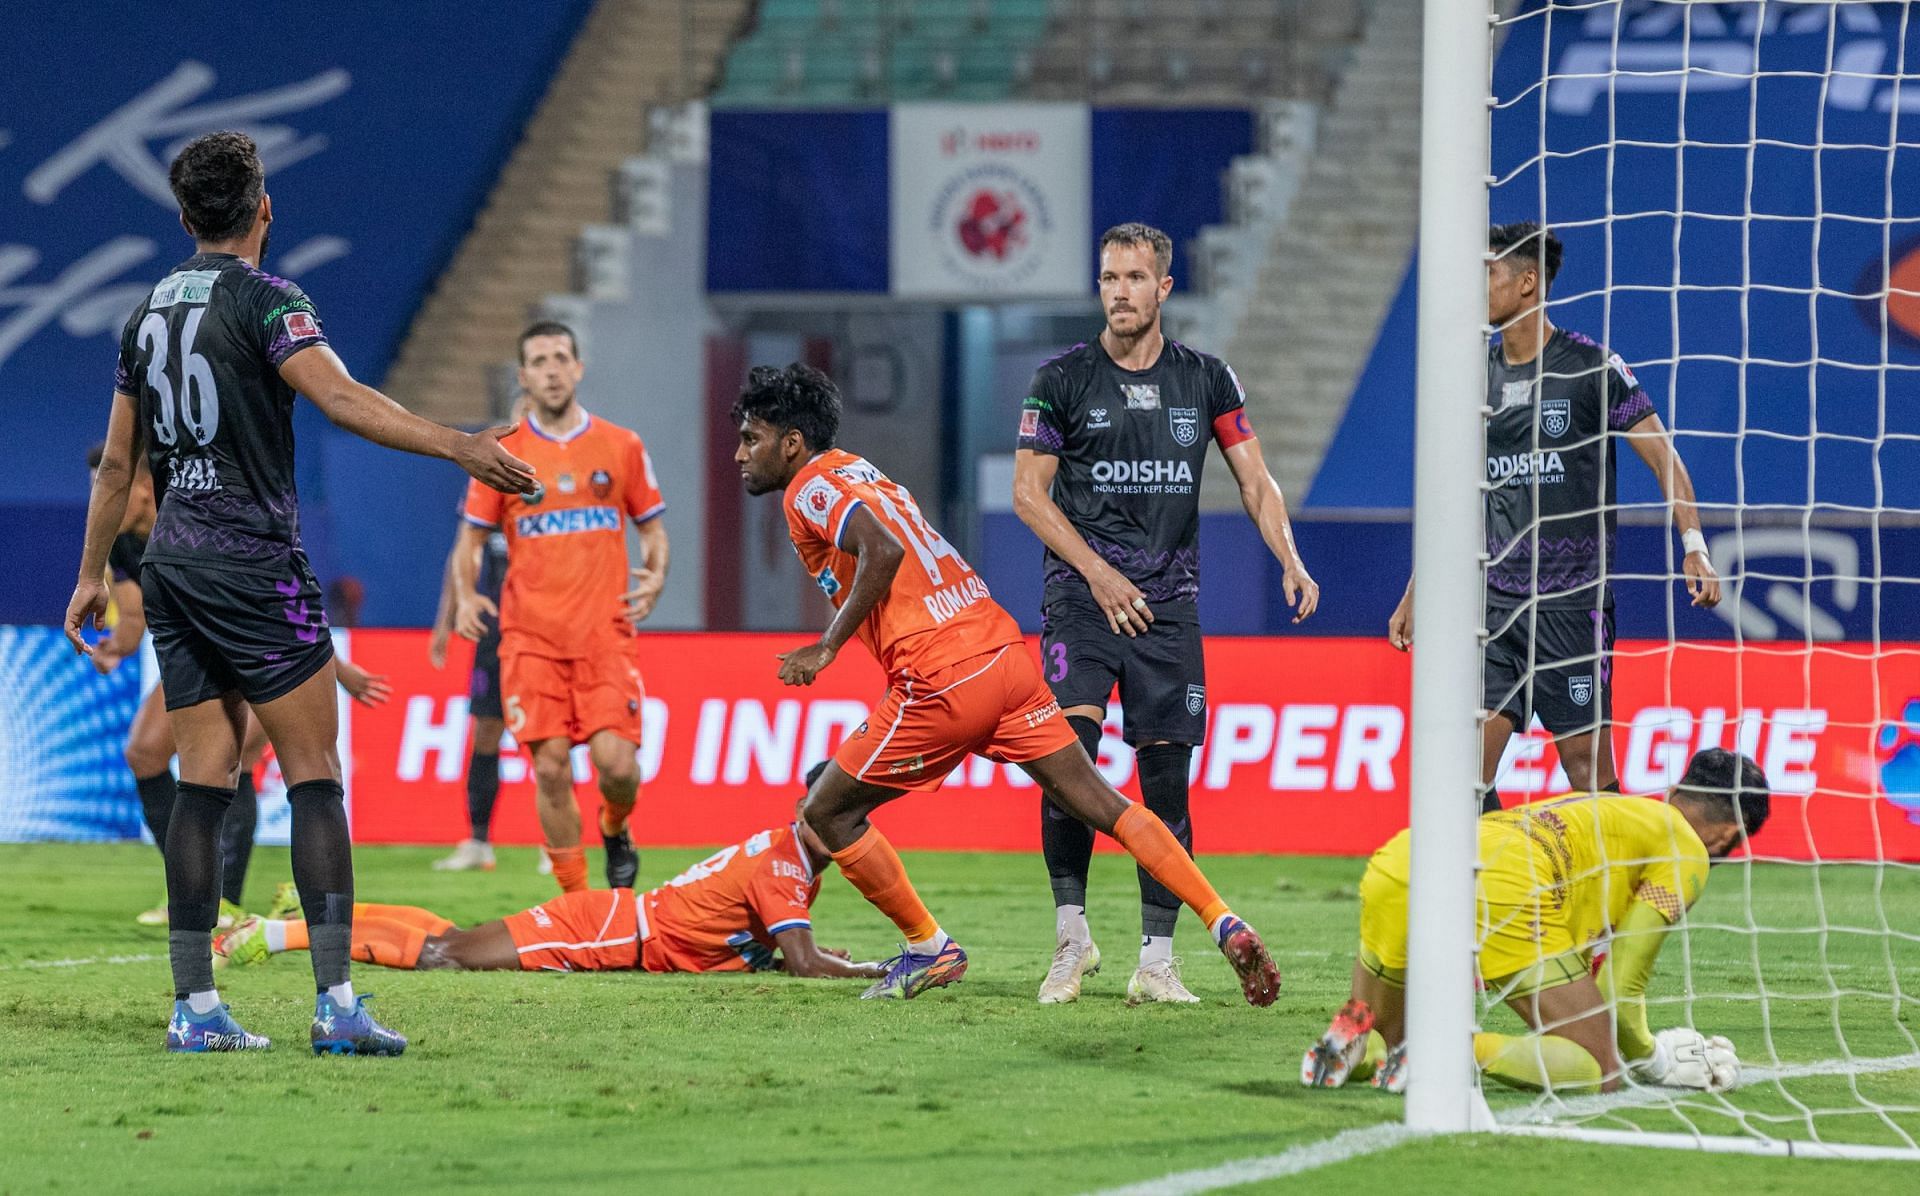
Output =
[
  {"x1": 1082, "y1": 1054, "x2": 1920, "y2": 1196},
  {"x1": 0, "y1": 952, "x2": 162, "y2": 972}
]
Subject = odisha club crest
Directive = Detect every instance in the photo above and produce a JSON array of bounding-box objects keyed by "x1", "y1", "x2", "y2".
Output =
[
  {"x1": 1169, "y1": 407, "x2": 1200, "y2": 447},
  {"x1": 929, "y1": 162, "x2": 1054, "y2": 291},
  {"x1": 1540, "y1": 398, "x2": 1571, "y2": 438}
]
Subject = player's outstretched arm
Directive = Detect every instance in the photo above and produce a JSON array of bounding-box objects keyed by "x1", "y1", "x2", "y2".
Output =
[
  {"x1": 278, "y1": 345, "x2": 538, "y2": 494},
  {"x1": 1012, "y1": 448, "x2": 1153, "y2": 636},
  {"x1": 772, "y1": 927, "x2": 886, "y2": 979},
  {"x1": 777, "y1": 505, "x2": 903, "y2": 686},
  {"x1": 1388, "y1": 577, "x2": 1414, "y2": 651},
  {"x1": 1624, "y1": 412, "x2": 1721, "y2": 609},
  {"x1": 1222, "y1": 438, "x2": 1319, "y2": 623},
  {"x1": 65, "y1": 393, "x2": 141, "y2": 655}
]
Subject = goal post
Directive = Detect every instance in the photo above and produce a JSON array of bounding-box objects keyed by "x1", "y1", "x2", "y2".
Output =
[
  {"x1": 1406, "y1": 0, "x2": 1920, "y2": 1159},
  {"x1": 1405, "y1": 0, "x2": 1496, "y2": 1136}
]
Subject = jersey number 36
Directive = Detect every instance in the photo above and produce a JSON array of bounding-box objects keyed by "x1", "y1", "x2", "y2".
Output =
[{"x1": 138, "y1": 309, "x2": 221, "y2": 448}]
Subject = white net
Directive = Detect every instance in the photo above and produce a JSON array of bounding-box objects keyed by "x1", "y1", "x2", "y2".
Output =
[{"x1": 1475, "y1": 0, "x2": 1920, "y2": 1155}]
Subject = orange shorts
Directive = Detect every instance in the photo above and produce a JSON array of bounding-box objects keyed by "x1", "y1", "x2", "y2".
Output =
[
  {"x1": 501, "y1": 646, "x2": 644, "y2": 746},
  {"x1": 835, "y1": 644, "x2": 1076, "y2": 792},
  {"x1": 502, "y1": 887, "x2": 646, "y2": 972}
]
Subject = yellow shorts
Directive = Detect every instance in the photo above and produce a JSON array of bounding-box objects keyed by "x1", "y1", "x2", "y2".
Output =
[{"x1": 1356, "y1": 823, "x2": 1588, "y2": 1000}]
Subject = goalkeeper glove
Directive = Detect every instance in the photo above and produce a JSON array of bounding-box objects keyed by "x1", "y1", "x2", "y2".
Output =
[{"x1": 1635, "y1": 1028, "x2": 1741, "y2": 1092}]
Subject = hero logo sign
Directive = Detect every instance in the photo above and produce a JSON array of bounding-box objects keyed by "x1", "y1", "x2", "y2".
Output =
[
  {"x1": 793, "y1": 476, "x2": 842, "y2": 530},
  {"x1": 283, "y1": 310, "x2": 319, "y2": 340},
  {"x1": 929, "y1": 163, "x2": 1054, "y2": 289}
]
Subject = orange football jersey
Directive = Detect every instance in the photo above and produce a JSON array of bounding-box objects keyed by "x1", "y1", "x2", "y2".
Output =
[
  {"x1": 642, "y1": 825, "x2": 821, "y2": 973},
  {"x1": 464, "y1": 411, "x2": 664, "y2": 659},
  {"x1": 783, "y1": 449, "x2": 1022, "y2": 678}
]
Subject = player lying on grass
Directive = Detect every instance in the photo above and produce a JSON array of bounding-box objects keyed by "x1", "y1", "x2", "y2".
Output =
[
  {"x1": 1302, "y1": 747, "x2": 1768, "y2": 1095},
  {"x1": 217, "y1": 766, "x2": 885, "y2": 980}
]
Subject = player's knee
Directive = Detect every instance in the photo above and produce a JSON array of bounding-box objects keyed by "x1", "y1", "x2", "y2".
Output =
[
  {"x1": 530, "y1": 745, "x2": 573, "y2": 790},
  {"x1": 126, "y1": 739, "x2": 168, "y2": 776},
  {"x1": 597, "y1": 758, "x2": 639, "y2": 798}
]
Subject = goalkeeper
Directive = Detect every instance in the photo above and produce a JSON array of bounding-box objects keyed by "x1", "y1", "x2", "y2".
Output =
[{"x1": 1302, "y1": 747, "x2": 1769, "y2": 1095}]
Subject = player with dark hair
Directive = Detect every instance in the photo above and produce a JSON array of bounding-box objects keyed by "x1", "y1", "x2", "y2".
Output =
[
  {"x1": 1013, "y1": 222, "x2": 1320, "y2": 1004},
  {"x1": 65, "y1": 130, "x2": 536, "y2": 1054},
  {"x1": 452, "y1": 323, "x2": 669, "y2": 896},
  {"x1": 1389, "y1": 221, "x2": 1721, "y2": 809},
  {"x1": 217, "y1": 763, "x2": 885, "y2": 981},
  {"x1": 733, "y1": 362, "x2": 1282, "y2": 1005},
  {"x1": 1303, "y1": 748, "x2": 1769, "y2": 1096}
]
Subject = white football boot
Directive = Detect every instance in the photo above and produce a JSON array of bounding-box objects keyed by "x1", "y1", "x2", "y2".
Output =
[{"x1": 1037, "y1": 937, "x2": 1103, "y2": 1004}]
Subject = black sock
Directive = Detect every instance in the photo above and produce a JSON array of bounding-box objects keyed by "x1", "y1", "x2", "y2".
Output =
[
  {"x1": 136, "y1": 771, "x2": 177, "y2": 858},
  {"x1": 466, "y1": 750, "x2": 500, "y2": 842},
  {"x1": 1479, "y1": 786, "x2": 1502, "y2": 815},
  {"x1": 1135, "y1": 743, "x2": 1194, "y2": 940},
  {"x1": 288, "y1": 779, "x2": 355, "y2": 991},
  {"x1": 1042, "y1": 716, "x2": 1104, "y2": 909},
  {"x1": 219, "y1": 771, "x2": 258, "y2": 906},
  {"x1": 165, "y1": 782, "x2": 233, "y2": 997}
]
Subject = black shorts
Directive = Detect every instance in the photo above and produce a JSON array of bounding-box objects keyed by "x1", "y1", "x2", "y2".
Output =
[
  {"x1": 142, "y1": 559, "x2": 335, "y2": 711},
  {"x1": 1483, "y1": 602, "x2": 1613, "y2": 736},
  {"x1": 468, "y1": 623, "x2": 503, "y2": 721},
  {"x1": 1039, "y1": 598, "x2": 1207, "y2": 746}
]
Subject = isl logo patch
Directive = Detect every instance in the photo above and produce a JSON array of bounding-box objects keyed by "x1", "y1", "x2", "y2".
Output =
[
  {"x1": 1186, "y1": 684, "x2": 1206, "y2": 717},
  {"x1": 1540, "y1": 398, "x2": 1571, "y2": 438},
  {"x1": 1568, "y1": 675, "x2": 1594, "y2": 707}
]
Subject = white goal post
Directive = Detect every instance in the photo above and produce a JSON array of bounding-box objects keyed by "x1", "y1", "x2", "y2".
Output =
[{"x1": 1407, "y1": 0, "x2": 1919, "y2": 1158}]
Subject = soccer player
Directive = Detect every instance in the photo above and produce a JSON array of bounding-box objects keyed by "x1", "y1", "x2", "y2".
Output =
[
  {"x1": 428, "y1": 508, "x2": 512, "y2": 872},
  {"x1": 217, "y1": 764, "x2": 884, "y2": 980},
  {"x1": 1014, "y1": 222, "x2": 1321, "y2": 1005},
  {"x1": 64, "y1": 130, "x2": 536, "y2": 1054},
  {"x1": 733, "y1": 363, "x2": 1282, "y2": 1004},
  {"x1": 453, "y1": 323, "x2": 669, "y2": 895},
  {"x1": 1301, "y1": 748, "x2": 1767, "y2": 1095},
  {"x1": 1388, "y1": 223, "x2": 1721, "y2": 809}
]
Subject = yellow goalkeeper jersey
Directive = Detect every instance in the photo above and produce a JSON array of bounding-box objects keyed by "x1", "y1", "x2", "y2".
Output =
[{"x1": 1484, "y1": 794, "x2": 1711, "y2": 953}]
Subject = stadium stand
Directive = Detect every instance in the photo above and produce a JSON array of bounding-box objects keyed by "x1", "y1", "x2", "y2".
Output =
[
  {"x1": 1201, "y1": 0, "x2": 1420, "y2": 506},
  {"x1": 384, "y1": 0, "x2": 751, "y2": 426},
  {"x1": 713, "y1": 0, "x2": 1052, "y2": 103}
]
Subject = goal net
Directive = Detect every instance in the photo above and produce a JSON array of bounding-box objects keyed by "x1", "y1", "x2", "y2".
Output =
[{"x1": 1412, "y1": 0, "x2": 1920, "y2": 1158}]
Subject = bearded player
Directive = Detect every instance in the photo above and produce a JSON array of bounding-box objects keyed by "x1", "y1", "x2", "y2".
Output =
[
  {"x1": 218, "y1": 764, "x2": 883, "y2": 980},
  {"x1": 1301, "y1": 748, "x2": 1768, "y2": 1096},
  {"x1": 733, "y1": 363, "x2": 1280, "y2": 1004},
  {"x1": 66, "y1": 130, "x2": 535, "y2": 1054},
  {"x1": 455, "y1": 323, "x2": 669, "y2": 895},
  {"x1": 1015, "y1": 223, "x2": 1320, "y2": 1005}
]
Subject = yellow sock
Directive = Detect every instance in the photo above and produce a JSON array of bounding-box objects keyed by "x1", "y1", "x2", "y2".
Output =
[{"x1": 1474, "y1": 1031, "x2": 1604, "y2": 1093}]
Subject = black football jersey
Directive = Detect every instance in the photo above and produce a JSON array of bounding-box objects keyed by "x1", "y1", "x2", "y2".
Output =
[
  {"x1": 1484, "y1": 327, "x2": 1655, "y2": 610},
  {"x1": 114, "y1": 253, "x2": 328, "y2": 576},
  {"x1": 1017, "y1": 337, "x2": 1255, "y2": 621}
]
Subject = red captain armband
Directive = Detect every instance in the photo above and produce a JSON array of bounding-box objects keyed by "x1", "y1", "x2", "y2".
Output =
[{"x1": 1213, "y1": 409, "x2": 1256, "y2": 448}]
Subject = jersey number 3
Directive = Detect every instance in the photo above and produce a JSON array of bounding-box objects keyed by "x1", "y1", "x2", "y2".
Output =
[{"x1": 138, "y1": 309, "x2": 221, "y2": 448}]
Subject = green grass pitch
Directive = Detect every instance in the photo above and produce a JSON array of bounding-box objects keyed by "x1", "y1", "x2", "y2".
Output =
[{"x1": 2, "y1": 841, "x2": 1915, "y2": 1194}]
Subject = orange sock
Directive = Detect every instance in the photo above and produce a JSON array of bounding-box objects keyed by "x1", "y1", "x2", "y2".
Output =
[
  {"x1": 830, "y1": 826, "x2": 940, "y2": 944},
  {"x1": 282, "y1": 919, "x2": 310, "y2": 951},
  {"x1": 598, "y1": 803, "x2": 632, "y2": 837},
  {"x1": 353, "y1": 902, "x2": 455, "y2": 936},
  {"x1": 350, "y1": 917, "x2": 428, "y2": 969},
  {"x1": 1111, "y1": 803, "x2": 1231, "y2": 929},
  {"x1": 548, "y1": 845, "x2": 589, "y2": 893}
]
